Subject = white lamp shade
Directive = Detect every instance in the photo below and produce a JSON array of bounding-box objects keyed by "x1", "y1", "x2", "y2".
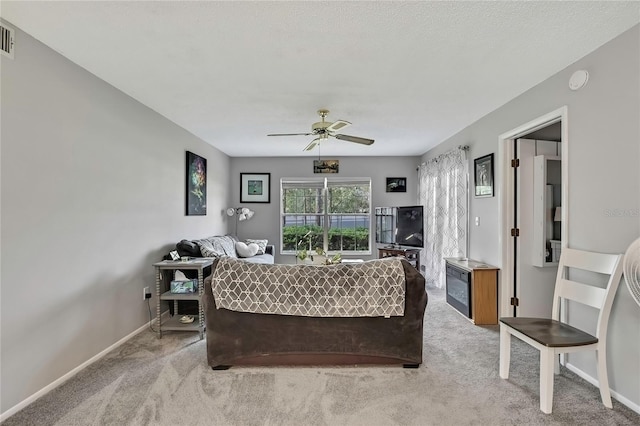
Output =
[{"x1": 227, "y1": 207, "x2": 254, "y2": 222}]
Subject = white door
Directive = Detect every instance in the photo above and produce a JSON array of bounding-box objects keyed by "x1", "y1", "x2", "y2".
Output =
[{"x1": 515, "y1": 138, "x2": 560, "y2": 317}]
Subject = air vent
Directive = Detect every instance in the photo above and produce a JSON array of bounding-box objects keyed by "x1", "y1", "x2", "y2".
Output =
[{"x1": 1, "y1": 23, "x2": 15, "y2": 59}]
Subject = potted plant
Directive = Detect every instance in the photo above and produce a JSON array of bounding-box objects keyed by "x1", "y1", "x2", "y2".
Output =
[{"x1": 296, "y1": 232, "x2": 341, "y2": 265}]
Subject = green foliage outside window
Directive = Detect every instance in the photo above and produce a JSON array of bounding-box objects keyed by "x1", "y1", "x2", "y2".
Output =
[{"x1": 282, "y1": 225, "x2": 369, "y2": 252}]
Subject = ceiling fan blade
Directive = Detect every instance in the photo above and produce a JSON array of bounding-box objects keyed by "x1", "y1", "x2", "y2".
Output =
[
  {"x1": 304, "y1": 138, "x2": 321, "y2": 151},
  {"x1": 267, "y1": 132, "x2": 313, "y2": 137},
  {"x1": 326, "y1": 120, "x2": 351, "y2": 133},
  {"x1": 334, "y1": 134, "x2": 375, "y2": 145}
]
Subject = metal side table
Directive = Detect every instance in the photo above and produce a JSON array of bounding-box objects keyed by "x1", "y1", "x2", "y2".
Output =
[{"x1": 153, "y1": 258, "x2": 213, "y2": 339}]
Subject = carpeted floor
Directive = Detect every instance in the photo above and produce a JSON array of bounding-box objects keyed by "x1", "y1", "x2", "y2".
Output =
[{"x1": 3, "y1": 285, "x2": 639, "y2": 425}]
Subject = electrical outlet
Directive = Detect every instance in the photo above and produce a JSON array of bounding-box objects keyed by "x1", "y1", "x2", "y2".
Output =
[{"x1": 143, "y1": 286, "x2": 151, "y2": 300}]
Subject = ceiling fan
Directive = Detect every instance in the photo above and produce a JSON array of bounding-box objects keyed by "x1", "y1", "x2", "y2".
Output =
[{"x1": 267, "y1": 109, "x2": 375, "y2": 151}]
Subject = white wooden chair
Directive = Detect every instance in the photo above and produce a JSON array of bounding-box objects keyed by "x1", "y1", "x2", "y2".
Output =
[{"x1": 499, "y1": 248, "x2": 624, "y2": 414}]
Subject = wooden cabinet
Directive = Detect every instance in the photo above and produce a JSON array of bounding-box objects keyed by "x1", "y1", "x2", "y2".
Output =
[
  {"x1": 378, "y1": 247, "x2": 420, "y2": 271},
  {"x1": 445, "y1": 258, "x2": 499, "y2": 325}
]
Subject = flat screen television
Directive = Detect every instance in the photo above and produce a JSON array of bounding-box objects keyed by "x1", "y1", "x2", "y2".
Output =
[{"x1": 395, "y1": 205, "x2": 424, "y2": 248}]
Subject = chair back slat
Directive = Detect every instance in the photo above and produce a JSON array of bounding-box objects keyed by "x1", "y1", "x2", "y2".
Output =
[
  {"x1": 551, "y1": 248, "x2": 624, "y2": 336},
  {"x1": 560, "y1": 248, "x2": 621, "y2": 275},
  {"x1": 555, "y1": 278, "x2": 607, "y2": 309}
]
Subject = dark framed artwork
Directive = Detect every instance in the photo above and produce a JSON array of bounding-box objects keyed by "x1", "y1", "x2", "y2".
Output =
[
  {"x1": 474, "y1": 153, "x2": 494, "y2": 198},
  {"x1": 313, "y1": 159, "x2": 339, "y2": 174},
  {"x1": 386, "y1": 177, "x2": 407, "y2": 192},
  {"x1": 186, "y1": 151, "x2": 207, "y2": 215},
  {"x1": 241, "y1": 173, "x2": 271, "y2": 203}
]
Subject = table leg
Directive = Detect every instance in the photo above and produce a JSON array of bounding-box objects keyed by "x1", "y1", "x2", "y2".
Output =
[
  {"x1": 155, "y1": 268, "x2": 162, "y2": 338},
  {"x1": 198, "y1": 268, "x2": 204, "y2": 340}
]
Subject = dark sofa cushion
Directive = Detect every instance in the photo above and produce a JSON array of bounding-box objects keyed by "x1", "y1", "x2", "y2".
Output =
[{"x1": 176, "y1": 239, "x2": 200, "y2": 257}]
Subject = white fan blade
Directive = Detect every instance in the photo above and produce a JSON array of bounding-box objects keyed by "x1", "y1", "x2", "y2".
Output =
[
  {"x1": 304, "y1": 138, "x2": 321, "y2": 151},
  {"x1": 334, "y1": 134, "x2": 374, "y2": 145},
  {"x1": 326, "y1": 120, "x2": 351, "y2": 133},
  {"x1": 268, "y1": 132, "x2": 313, "y2": 136}
]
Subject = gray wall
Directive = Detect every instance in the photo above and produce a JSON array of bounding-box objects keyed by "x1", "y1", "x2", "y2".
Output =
[
  {"x1": 421, "y1": 25, "x2": 639, "y2": 409},
  {"x1": 0, "y1": 24, "x2": 231, "y2": 414},
  {"x1": 229, "y1": 156, "x2": 420, "y2": 263}
]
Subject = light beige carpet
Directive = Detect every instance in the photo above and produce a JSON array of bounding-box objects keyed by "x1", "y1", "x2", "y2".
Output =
[{"x1": 3, "y1": 285, "x2": 639, "y2": 425}]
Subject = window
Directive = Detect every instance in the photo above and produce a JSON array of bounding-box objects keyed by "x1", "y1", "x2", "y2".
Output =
[{"x1": 281, "y1": 177, "x2": 371, "y2": 255}]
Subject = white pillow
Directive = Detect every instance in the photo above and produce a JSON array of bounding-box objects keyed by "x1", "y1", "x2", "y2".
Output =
[
  {"x1": 235, "y1": 241, "x2": 259, "y2": 258},
  {"x1": 245, "y1": 239, "x2": 268, "y2": 255}
]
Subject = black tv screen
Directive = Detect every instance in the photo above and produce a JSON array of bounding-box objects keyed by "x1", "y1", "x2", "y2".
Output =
[{"x1": 395, "y1": 205, "x2": 424, "y2": 248}]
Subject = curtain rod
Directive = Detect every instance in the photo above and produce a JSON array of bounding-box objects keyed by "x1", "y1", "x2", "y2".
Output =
[{"x1": 417, "y1": 145, "x2": 469, "y2": 170}]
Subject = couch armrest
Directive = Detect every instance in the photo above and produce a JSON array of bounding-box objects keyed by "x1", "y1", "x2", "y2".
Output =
[{"x1": 265, "y1": 245, "x2": 275, "y2": 256}]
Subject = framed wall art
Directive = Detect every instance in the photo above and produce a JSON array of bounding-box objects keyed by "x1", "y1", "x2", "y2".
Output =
[
  {"x1": 240, "y1": 173, "x2": 271, "y2": 203},
  {"x1": 186, "y1": 151, "x2": 207, "y2": 215},
  {"x1": 313, "y1": 159, "x2": 339, "y2": 174},
  {"x1": 474, "y1": 153, "x2": 494, "y2": 198},
  {"x1": 386, "y1": 177, "x2": 407, "y2": 193}
]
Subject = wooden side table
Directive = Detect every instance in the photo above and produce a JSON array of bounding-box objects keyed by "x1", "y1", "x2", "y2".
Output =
[{"x1": 153, "y1": 258, "x2": 213, "y2": 339}]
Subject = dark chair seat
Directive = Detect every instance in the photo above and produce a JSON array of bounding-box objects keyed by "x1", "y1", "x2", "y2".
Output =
[{"x1": 499, "y1": 317, "x2": 598, "y2": 348}]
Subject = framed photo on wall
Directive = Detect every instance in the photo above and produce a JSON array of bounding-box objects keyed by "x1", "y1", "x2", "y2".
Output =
[
  {"x1": 474, "y1": 153, "x2": 494, "y2": 198},
  {"x1": 313, "y1": 159, "x2": 339, "y2": 174},
  {"x1": 241, "y1": 173, "x2": 271, "y2": 203},
  {"x1": 386, "y1": 177, "x2": 407, "y2": 192},
  {"x1": 186, "y1": 151, "x2": 207, "y2": 215}
]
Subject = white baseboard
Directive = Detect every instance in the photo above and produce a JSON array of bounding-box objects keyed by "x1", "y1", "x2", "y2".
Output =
[
  {"x1": 0, "y1": 312, "x2": 168, "y2": 422},
  {"x1": 565, "y1": 362, "x2": 640, "y2": 415}
]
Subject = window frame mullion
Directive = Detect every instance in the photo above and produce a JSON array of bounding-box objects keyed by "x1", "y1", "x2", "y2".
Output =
[{"x1": 322, "y1": 183, "x2": 329, "y2": 253}]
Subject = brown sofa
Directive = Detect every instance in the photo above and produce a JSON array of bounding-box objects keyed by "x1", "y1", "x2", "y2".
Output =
[{"x1": 203, "y1": 258, "x2": 428, "y2": 369}]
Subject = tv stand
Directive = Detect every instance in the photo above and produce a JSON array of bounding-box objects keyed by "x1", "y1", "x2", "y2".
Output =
[{"x1": 378, "y1": 247, "x2": 421, "y2": 272}]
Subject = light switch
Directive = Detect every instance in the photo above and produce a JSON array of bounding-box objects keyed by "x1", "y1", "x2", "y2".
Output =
[{"x1": 475, "y1": 217, "x2": 480, "y2": 226}]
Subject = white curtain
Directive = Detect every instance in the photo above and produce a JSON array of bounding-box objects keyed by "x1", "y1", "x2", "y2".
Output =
[{"x1": 418, "y1": 148, "x2": 468, "y2": 288}]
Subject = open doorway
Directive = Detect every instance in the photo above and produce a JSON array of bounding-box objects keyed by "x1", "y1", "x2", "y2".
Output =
[
  {"x1": 497, "y1": 107, "x2": 568, "y2": 318},
  {"x1": 514, "y1": 131, "x2": 561, "y2": 317}
]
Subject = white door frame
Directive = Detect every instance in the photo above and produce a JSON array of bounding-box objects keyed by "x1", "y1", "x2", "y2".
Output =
[{"x1": 497, "y1": 106, "x2": 569, "y2": 317}]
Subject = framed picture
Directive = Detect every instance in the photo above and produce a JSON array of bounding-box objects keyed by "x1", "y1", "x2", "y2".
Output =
[
  {"x1": 241, "y1": 173, "x2": 271, "y2": 203},
  {"x1": 386, "y1": 177, "x2": 407, "y2": 193},
  {"x1": 474, "y1": 153, "x2": 494, "y2": 198},
  {"x1": 186, "y1": 151, "x2": 207, "y2": 215},
  {"x1": 313, "y1": 159, "x2": 339, "y2": 174}
]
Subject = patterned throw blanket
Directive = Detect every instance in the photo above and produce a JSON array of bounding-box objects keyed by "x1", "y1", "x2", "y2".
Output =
[{"x1": 210, "y1": 257, "x2": 406, "y2": 317}]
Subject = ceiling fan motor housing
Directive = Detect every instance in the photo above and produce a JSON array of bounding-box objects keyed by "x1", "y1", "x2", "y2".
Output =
[{"x1": 312, "y1": 121, "x2": 331, "y2": 133}]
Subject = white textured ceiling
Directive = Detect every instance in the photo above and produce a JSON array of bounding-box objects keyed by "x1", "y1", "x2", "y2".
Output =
[{"x1": 2, "y1": 1, "x2": 639, "y2": 157}]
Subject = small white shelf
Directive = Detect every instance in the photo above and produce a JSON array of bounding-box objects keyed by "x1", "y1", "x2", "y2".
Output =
[{"x1": 533, "y1": 155, "x2": 562, "y2": 267}]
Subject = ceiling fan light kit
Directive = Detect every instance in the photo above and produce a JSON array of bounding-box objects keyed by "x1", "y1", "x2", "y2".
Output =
[{"x1": 268, "y1": 109, "x2": 374, "y2": 151}]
